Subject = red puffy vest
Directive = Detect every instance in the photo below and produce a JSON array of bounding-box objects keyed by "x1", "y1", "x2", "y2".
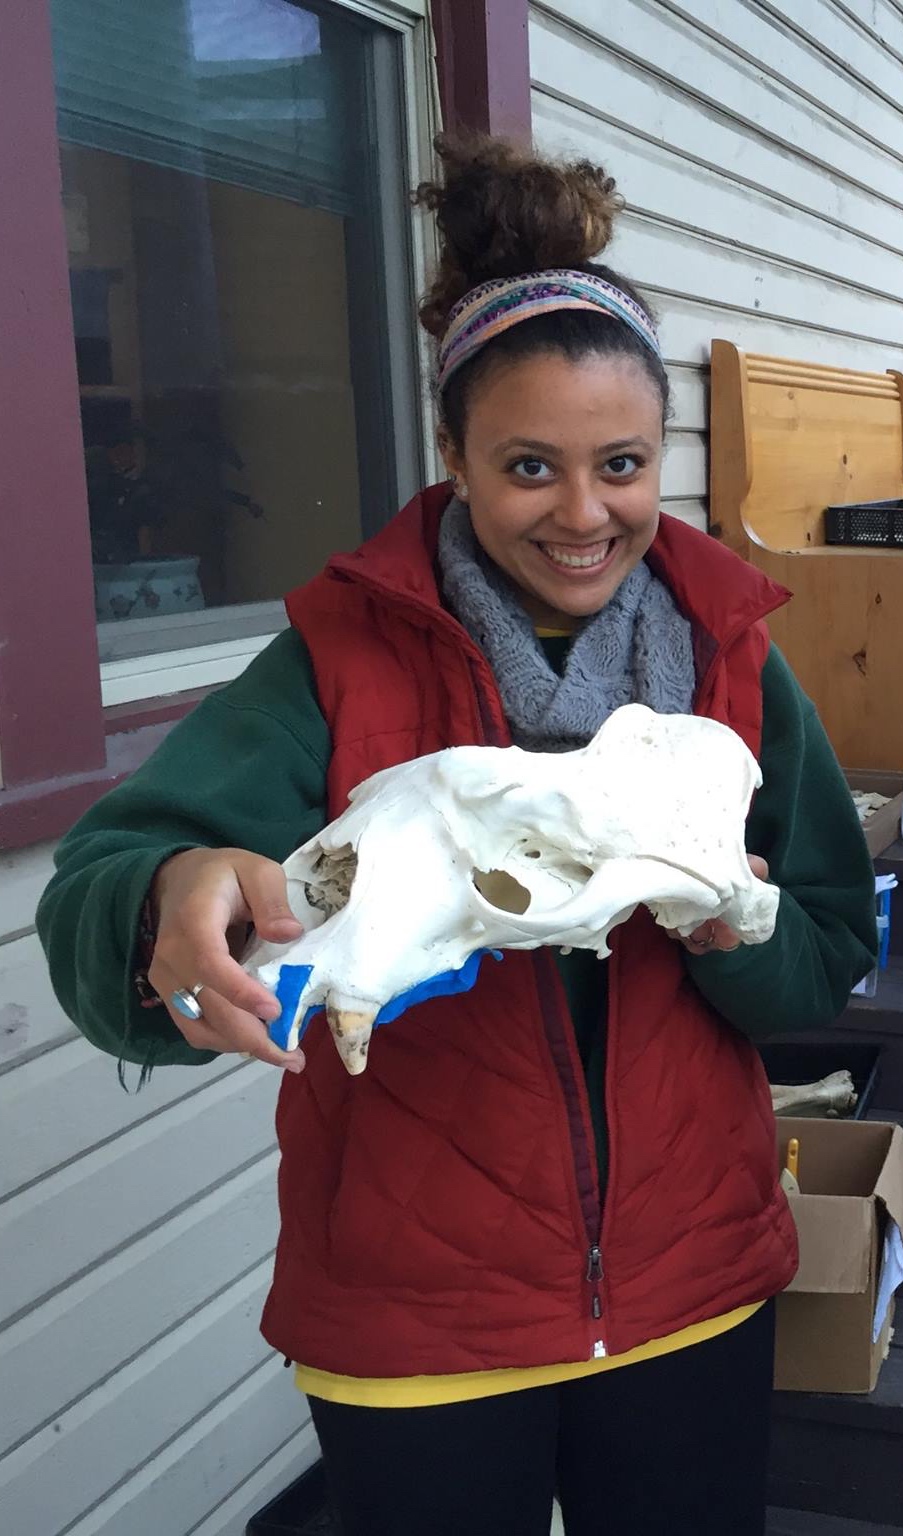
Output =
[{"x1": 260, "y1": 485, "x2": 798, "y2": 1376}]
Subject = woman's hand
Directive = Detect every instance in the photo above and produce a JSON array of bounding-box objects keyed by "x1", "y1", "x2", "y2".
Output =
[
  {"x1": 670, "y1": 856, "x2": 770, "y2": 956},
  {"x1": 148, "y1": 847, "x2": 306, "y2": 1071}
]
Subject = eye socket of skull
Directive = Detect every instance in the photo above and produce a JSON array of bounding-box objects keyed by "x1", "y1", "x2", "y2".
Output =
[{"x1": 472, "y1": 867, "x2": 532, "y2": 914}]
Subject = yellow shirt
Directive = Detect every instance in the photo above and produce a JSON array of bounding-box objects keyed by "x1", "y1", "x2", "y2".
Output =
[{"x1": 295, "y1": 1302, "x2": 763, "y2": 1407}]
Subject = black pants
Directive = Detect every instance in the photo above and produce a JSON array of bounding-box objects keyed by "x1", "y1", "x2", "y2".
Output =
[{"x1": 309, "y1": 1299, "x2": 774, "y2": 1536}]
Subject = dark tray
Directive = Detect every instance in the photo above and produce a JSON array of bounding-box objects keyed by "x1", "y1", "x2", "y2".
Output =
[
  {"x1": 246, "y1": 1462, "x2": 335, "y2": 1535},
  {"x1": 824, "y1": 498, "x2": 903, "y2": 548},
  {"x1": 758, "y1": 1041, "x2": 881, "y2": 1121}
]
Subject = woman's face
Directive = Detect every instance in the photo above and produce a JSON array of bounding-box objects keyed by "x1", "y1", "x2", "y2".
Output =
[{"x1": 441, "y1": 351, "x2": 664, "y2": 631}]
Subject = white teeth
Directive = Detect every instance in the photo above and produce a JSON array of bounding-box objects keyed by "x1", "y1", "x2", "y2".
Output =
[{"x1": 541, "y1": 542, "x2": 611, "y2": 569}]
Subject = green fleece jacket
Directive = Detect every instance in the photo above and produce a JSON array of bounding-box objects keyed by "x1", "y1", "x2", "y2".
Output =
[{"x1": 37, "y1": 631, "x2": 877, "y2": 1082}]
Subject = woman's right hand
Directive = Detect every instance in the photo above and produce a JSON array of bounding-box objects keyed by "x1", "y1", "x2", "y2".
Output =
[{"x1": 148, "y1": 847, "x2": 307, "y2": 1072}]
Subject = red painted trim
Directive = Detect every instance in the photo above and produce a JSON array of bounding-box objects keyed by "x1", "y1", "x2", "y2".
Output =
[
  {"x1": 103, "y1": 687, "x2": 219, "y2": 736},
  {"x1": 0, "y1": 721, "x2": 178, "y2": 851},
  {"x1": 431, "y1": 0, "x2": 531, "y2": 138},
  {"x1": 0, "y1": 2, "x2": 105, "y2": 790},
  {"x1": 0, "y1": 689, "x2": 216, "y2": 848}
]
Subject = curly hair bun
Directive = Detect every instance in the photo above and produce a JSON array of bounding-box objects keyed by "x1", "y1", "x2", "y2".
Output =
[{"x1": 413, "y1": 133, "x2": 623, "y2": 336}]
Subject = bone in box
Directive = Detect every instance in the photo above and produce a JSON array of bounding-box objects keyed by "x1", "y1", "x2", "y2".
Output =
[
  {"x1": 845, "y1": 770, "x2": 903, "y2": 859},
  {"x1": 759, "y1": 1041, "x2": 881, "y2": 1121}
]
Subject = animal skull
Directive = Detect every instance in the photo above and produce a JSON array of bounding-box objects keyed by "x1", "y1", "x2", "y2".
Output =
[{"x1": 244, "y1": 704, "x2": 779, "y2": 1074}]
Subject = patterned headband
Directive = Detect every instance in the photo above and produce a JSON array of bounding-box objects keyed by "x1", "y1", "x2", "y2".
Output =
[{"x1": 436, "y1": 269, "x2": 662, "y2": 392}]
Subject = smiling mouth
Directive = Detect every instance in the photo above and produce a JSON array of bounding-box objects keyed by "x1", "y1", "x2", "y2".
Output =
[{"x1": 537, "y1": 539, "x2": 617, "y2": 570}]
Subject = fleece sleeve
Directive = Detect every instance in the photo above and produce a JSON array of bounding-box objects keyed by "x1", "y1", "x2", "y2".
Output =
[
  {"x1": 36, "y1": 629, "x2": 330, "y2": 1069},
  {"x1": 684, "y1": 645, "x2": 878, "y2": 1036}
]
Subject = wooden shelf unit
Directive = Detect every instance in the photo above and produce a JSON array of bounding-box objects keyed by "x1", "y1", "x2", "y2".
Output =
[{"x1": 709, "y1": 342, "x2": 903, "y2": 772}]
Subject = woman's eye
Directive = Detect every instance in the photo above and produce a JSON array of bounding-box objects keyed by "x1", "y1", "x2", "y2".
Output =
[
  {"x1": 606, "y1": 454, "x2": 640, "y2": 478},
  {"x1": 512, "y1": 458, "x2": 553, "y2": 480}
]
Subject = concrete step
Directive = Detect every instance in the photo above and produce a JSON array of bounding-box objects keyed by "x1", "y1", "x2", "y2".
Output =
[
  {"x1": 256, "y1": 1497, "x2": 902, "y2": 1534},
  {"x1": 247, "y1": 1472, "x2": 903, "y2": 1533}
]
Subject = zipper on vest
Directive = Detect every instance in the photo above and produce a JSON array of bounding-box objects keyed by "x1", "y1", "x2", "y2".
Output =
[
  {"x1": 586, "y1": 1243, "x2": 603, "y2": 1320},
  {"x1": 466, "y1": 669, "x2": 609, "y2": 1342},
  {"x1": 532, "y1": 950, "x2": 606, "y2": 1350}
]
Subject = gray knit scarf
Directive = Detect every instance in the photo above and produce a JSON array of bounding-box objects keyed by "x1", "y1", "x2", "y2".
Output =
[{"x1": 437, "y1": 497, "x2": 696, "y2": 752}]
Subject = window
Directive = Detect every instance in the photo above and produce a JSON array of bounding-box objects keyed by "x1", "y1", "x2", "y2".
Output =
[
  {"x1": 0, "y1": 0, "x2": 530, "y2": 846},
  {"x1": 50, "y1": 0, "x2": 424, "y2": 670}
]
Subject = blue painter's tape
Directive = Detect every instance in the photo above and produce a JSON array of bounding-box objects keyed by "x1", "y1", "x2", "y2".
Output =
[
  {"x1": 372, "y1": 948, "x2": 503, "y2": 1024},
  {"x1": 270, "y1": 963, "x2": 314, "y2": 1050},
  {"x1": 267, "y1": 949, "x2": 503, "y2": 1049}
]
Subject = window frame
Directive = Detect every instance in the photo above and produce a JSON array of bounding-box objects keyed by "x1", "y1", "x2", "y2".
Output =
[{"x1": 0, "y1": 0, "x2": 530, "y2": 849}]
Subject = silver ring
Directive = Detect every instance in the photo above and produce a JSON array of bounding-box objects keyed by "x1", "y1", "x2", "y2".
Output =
[{"x1": 171, "y1": 984, "x2": 205, "y2": 1021}]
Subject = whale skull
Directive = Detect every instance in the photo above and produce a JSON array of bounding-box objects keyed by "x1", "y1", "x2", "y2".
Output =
[{"x1": 243, "y1": 704, "x2": 778, "y2": 1074}]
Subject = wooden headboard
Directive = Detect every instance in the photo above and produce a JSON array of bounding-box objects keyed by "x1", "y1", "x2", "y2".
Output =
[{"x1": 709, "y1": 340, "x2": 903, "y2": 771}]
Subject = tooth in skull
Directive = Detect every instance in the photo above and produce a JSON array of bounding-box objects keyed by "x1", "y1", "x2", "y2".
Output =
[{"x1": 325, "y1": 997, "x2": 378, "y2": 1076}]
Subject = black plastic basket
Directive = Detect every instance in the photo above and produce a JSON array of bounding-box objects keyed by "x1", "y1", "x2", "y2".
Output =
[
  {"x1": 757, "y1": 1041, "x2": 881, "y2": 1121},
  {"x1": 824, "y1": 498, "x2": 903, "y2": 548}
]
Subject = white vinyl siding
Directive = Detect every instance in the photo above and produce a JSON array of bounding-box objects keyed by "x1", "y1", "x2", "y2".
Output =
[
  {"x1": 0, "y1": 844, "x2": 317, "y2": 1536},
  {"x1": 529, "y1": 0, "x2": 903, "y2": 532}
]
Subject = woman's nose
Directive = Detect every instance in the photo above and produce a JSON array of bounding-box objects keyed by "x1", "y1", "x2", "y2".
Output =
[{"x1": 554, "y1": 481, "x2": 612, "y2": 536}]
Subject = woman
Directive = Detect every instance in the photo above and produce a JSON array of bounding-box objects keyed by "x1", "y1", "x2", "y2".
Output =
[{"x1": 39, "y1": 136, "x2": 876, "y2": 1536}]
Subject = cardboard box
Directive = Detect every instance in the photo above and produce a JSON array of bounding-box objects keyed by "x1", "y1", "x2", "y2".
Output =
[
  {"x1": 775, "y1": 1117, "x2": 903, "y2": 1394},
  {"x1": 844, "y1": 770, "x2": 903, "y2": 858}
]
